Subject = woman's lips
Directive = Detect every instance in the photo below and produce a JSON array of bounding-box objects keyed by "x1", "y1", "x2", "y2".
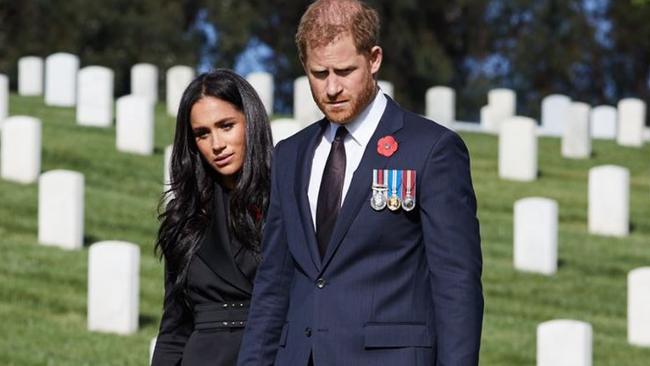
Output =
[{"x1": 214, "y1": 153, "x2": 234, "y2": 167}]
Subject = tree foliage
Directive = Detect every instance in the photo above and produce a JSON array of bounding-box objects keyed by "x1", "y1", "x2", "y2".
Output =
[
  {"x1": 0, "y1": 0, "x2": 200, "y2": 97},
  {"x1": 0, "y1": 0, "x2": 648, "y2": 122}
]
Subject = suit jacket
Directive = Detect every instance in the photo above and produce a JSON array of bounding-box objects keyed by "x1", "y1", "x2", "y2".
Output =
[
  {"x1": 238, "y1": 96, "x2": 484, "y2": 366},
  {"x1": 152, "y1": 183, "x2": 258, "y2": 366}
]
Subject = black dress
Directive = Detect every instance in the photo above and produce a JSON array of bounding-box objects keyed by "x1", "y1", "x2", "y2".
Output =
[{"x1": 152, "y1": 184, "x2": 259, "y2": 366}]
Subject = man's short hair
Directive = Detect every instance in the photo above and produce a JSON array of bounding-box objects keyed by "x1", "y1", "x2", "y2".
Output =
[{"x1": 295, "y1": 0, "x2": 380, "y2": 64}]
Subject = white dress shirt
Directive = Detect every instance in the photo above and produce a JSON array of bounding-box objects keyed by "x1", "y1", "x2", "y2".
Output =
[{"x1": 308, "y1": 91, "x2": 388, "y2": 229}]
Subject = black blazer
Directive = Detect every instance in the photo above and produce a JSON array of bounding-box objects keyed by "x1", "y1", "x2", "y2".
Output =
[{"x1": 152, "y1": 183, "x2": 258, "y2": 366}]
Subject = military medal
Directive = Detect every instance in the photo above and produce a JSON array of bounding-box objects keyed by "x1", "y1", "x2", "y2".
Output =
[
  {"x1": 387, "y1": 169, "x2": 402, "y2": 211},
  {"x1": 402, "y1": 169, "x2": 416, "y2": 211},
  {"x1": 370, "y1": 169, "x2": 388, "y2": 211}
]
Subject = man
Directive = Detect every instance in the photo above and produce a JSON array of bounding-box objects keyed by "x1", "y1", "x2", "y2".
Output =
[{"x1": 238, "y1": 0, "x2": 483, "y2": 365}]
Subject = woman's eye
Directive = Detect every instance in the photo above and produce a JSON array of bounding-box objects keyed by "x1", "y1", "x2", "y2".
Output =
[
  {"x1": 222, "y1": 123, "x2": 234, "y2": 131},
  {"x1": 194, "y1": 130, "x2": 208, "y2": 139}
]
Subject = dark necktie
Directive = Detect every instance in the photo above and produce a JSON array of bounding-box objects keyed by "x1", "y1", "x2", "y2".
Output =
[{"x1": 316, "y1": 126, "x2": 348, "y2": 258}]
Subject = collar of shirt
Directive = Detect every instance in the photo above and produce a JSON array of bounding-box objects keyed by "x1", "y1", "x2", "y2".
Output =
[{"x1": 323, "y1": 90, "x2": 388, "y2": 147}]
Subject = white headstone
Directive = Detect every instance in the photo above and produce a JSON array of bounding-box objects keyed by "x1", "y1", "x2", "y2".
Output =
[
  {"x1": 88, "y1": 241, "x2": 140, "y2": 335},
  {"x1": 480, "y1": 105, "x2": 500, "y2": 133},
  {"x1": 590, "y1": 105, "x2": 617, "y2": 139},
  {"x1": 38, "y1": 170, "x2": 84, "y2": 250},
  {"x1": 246, "y1": 71, "x2": 274, "y2": 116},
  {"x1": 541, "y1": 94, "x2": 571, "y2": 136},
  {"x1": 166, "y1": 65, "x2": 194, "y2": 117},
  {"x1": 425, "y1": 86, "x2": 455, "y2": 129},
  {"x1": 499, "y1": 116, "x2": 538, "y2": 181},
  {"x1": 0, "y1": 74, "x2": 7, "y2": 124},
  {"x1": 514, "y1": 197, "x2": 558, "y2": 275},
  {"x1": 164, "y1": 145, "x2": 173, "y2": 188},
  {"x1": 588, "y1": 165, "x2": 629, "y2": 237},
  {"x1": 45, "y1": 52, "x2": 79, "y2": 107},
  {"x1": 150, "y1": 336, "x2": 158, "y2": 365},
  {"x1": 617, "y1": 98, "x2": 646, "y2": 147},
  {"x1": 378, "y1": 80, "x2": 394, "y2": 98},
  {"x1": 1, "y1": 116, "x2": 41, "y2": 183},
  {"x1": 18, "y1": 56, "x2": 44, "y2": 96},
  {"x1": 116, "y1": 95, "x2": 154, "y2": 155},
  {"x1": 629, "y1": 267, "x2": 650, "y2": 347},
  {"x1": 76, "y1": 66, "x2": 114, "y2": 127},
  {"x1": 131, "y1": 63, "x2": 158, "y2": 103},
  {"x1": 537, "y1": 319, "x2": 592, "y2": 366},
  {"x1": 271, "y1": 118, "x2": 302, "y2": 146},
  {"x1": 293, "y1": 76, "x2": 323, "y2": 127},
  {"x1": 487, "y1": 88, "x2": 516, "y2": 131},
  {"x1": 562, "y1": 102, "x2": 591, "y2": 159}
]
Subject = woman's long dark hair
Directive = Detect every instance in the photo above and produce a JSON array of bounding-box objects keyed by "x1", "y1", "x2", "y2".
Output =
[{"x1": 155, "y1": 69, "x2": 273, "y2": 314}]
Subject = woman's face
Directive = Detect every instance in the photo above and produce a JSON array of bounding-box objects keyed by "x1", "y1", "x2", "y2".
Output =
[{"x1": 190, "y1": 96, "x2": 247, "y2": 188}]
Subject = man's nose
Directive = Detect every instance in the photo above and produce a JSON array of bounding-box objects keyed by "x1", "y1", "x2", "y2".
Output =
[{"x1": 326, "y1": 75, "x2": 342, "y2": 98}]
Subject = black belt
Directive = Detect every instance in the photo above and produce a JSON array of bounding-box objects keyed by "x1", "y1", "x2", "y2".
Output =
[{"x1": 194, "y1": 301, "x2": 250, "y2": 330}]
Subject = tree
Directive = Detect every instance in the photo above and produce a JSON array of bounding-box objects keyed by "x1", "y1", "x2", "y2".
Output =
[{"x1": 0, "y1": 0, "x2": 200, "y2": 97}]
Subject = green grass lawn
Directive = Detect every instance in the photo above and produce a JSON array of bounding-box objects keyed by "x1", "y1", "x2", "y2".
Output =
[{"x1": 1, "y1": 93, "x2": 649, "y2": 365}]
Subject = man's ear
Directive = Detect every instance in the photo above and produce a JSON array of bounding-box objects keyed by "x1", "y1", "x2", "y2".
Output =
[{"x1": 369, "y1": 46, "x2": 383, "y2": 75}]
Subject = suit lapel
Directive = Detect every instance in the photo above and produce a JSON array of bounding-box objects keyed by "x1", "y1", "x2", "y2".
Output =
[
  {"x1": 197, "y1": 183, "x2": 253, "y2": 295},
  {"x1": 320, "y1": 97, "x2": 404, "y2": 270},
  {"x1": 294, "y1": 120, "x2": 329, "y2": 272}
]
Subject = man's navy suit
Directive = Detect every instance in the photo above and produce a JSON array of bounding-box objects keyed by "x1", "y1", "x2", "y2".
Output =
[{"x1": 238, "y1": 96, "x2": 483, "y2": 366}]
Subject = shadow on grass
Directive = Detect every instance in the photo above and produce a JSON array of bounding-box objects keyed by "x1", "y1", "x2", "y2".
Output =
[{"x1": 83, "y1": 234, "x2": 101, "y2": 247}]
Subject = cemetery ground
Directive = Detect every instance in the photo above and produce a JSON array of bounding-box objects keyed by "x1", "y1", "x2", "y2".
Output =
[{"x1": 1, "y1": 93, "x2": 649, "y2": 365}]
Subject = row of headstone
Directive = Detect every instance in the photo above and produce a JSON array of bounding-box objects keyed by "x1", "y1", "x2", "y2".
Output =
[
  {"x1": 536, "y1": 268, "x2": 650, "y2": 364},
  {"x1": 16, "y1": 55, "x2": 194, "y2": 118},
  {"x1": 542, "y1": 94, "x2": 646, "y2": 148},
  {"x1": 512, "y1": 165, "x2": 630, "y2": 276}
]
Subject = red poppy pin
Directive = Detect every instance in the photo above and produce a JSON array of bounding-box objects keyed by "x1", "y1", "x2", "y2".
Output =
[{"x1": 377, "y1": 135, "x2": 398, "y2": 157}]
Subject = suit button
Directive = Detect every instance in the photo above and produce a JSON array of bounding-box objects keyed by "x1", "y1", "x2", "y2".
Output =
[
  {"x1": 305, "y1": 327, "x2": 312, "y2": 337},
  {"x1": 316, "y1": 278, "x2": 326, "y2": 289}
]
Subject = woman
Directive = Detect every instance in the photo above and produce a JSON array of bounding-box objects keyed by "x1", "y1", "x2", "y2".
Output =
[{"x1": 152, "y1": 69, "x2": 273, "y2": 366}]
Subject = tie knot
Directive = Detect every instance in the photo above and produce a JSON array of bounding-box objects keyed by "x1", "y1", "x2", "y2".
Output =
[{"x1": 334, "y1": 126, "x2": 348, "y2": 142}]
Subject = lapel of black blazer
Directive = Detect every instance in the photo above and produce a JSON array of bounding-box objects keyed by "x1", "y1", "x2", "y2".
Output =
[
  {"x1": 295, "y1": 119, "x2": 329, "y2": 272},
  {"x1": 197, "y1": 183, "x2": 253, "y2": 295},
  {"x1": 320, "y1": 96, "x2": 405, "y2": 271}
]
